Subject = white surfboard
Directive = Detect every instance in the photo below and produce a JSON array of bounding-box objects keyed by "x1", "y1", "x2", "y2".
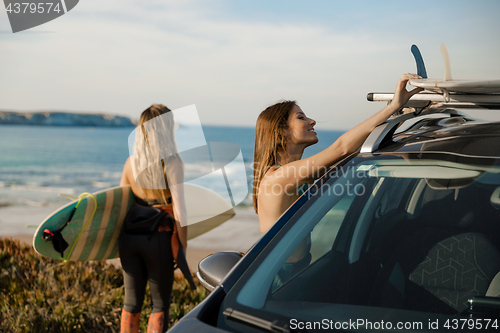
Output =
[
  {"x1": 409, "y1": 79, "x2": 500, "y2": 94},
  {"x1": 409, "y1": 43, "x2": 500, "y2": 95},
  {"x1": 184, "y1": 183, "x2": 235, "y2": 240}
]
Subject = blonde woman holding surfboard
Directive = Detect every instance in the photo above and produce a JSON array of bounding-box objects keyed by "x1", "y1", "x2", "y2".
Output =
[
  {"x1": 119, "y1": 104, "x2": 193, "y2": 333},
  {"x1": 253, "y1": 74, "x2": 423, "y2": 234}
]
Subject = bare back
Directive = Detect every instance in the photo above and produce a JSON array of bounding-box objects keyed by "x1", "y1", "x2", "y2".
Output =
[
  {"x1": 257, "y1": 165, "x2": 310, "y2": 233},
  {"x1": 120, "y1": 157, "x2": 172, "y2": 205},
  {"x1": 120, "y1": 157, "x2": 187, "y2": 248}
]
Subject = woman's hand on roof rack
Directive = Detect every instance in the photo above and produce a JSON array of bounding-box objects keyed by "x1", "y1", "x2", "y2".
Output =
[
  {"x1": 320, "y1": 74, "x2": 426, "y2": 163},
  {"x1": 390, "y1": 73, "x2": 424, "y2": 110},
  {"x1": 319, "y1": 74, "x2": 432, "y2": 164}
]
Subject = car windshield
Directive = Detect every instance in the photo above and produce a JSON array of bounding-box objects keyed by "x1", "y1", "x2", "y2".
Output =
[{"x1": 223, "y1": 153, "x2": 500, "y2": 330}]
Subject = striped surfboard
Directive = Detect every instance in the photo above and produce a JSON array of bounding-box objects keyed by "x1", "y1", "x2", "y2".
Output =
[{"x1": 33, "y1": 186, "x2": 135, "y2": 261}]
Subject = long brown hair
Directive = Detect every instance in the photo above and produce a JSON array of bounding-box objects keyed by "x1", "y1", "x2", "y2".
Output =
[
  {"x1": 133, "y1": 104, "x2": 178, "y2": 205},
  {"x1": 253, "y1": 100, "x2": 296, "y2": 213}
]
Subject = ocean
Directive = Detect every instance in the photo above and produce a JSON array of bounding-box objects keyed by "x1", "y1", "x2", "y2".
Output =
[{"x1": 0, "y1": 124, "x2": 343, "y2": 224}]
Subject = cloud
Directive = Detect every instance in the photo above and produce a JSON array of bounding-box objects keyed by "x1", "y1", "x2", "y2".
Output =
[{"x1": 1, "y1": 0, "x2": 499, "y2": 129}]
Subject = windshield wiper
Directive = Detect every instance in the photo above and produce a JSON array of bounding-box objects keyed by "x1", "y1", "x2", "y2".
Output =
[{"x1": 223, "y1": 308, "x2": 303, "y2": 333}]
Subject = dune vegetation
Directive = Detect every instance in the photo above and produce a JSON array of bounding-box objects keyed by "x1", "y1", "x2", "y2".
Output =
[{"x1": 0, "y1": 238, "x2": 206, "y2": 332}]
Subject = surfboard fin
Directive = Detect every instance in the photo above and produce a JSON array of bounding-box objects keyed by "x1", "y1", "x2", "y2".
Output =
[
  {"x1": 440, "y1": 43, "x2": 452, "y2": 81},
  {"x1": 440, "y1": 43, "x2": 452, "y2": 102},
  {"x1": 411, "y1": 45, "x2": 428, "y2": 79},
  {"x1": 58, "y1": 194, "x2": 78, "y2": 201}
]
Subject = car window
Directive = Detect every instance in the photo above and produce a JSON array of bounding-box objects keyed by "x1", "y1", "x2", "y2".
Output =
[
  {"x1": 270, "y1": 192, "x2": 357, "y2": 292},
  {"x1": 225, "y1": 154, "x2": 500, "y2": 329},
  {"x1": 310, "y1": 193, "x2": 353, "y2": 263}
]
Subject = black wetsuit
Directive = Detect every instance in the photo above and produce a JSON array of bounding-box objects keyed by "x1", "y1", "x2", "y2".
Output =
[{"x1": 119, "y1": 197, "x2": 175, "y2": 315}]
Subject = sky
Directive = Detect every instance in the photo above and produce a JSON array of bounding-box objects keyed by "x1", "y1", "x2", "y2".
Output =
[{"x1": 1, "y1": 0, "x2": 500, "y2": 130}]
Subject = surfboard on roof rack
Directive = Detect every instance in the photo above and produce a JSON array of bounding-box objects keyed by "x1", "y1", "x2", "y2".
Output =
[
  {"x1": 408, "y1": 44, "x2": 500, "y2": 98},
  {"x1": 361, "y1": 44, "x2": 500, "y2": 153},
  {"x1": 368, "y1": 44, "x2": 500, "y2": 109}
]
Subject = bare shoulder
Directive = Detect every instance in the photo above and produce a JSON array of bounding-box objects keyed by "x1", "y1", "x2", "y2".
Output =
[
  {"x1": 124, "y1": 157, "x2": 137, "y2": 178},
  {"x1": 124, "y1": 156, "x2": 132, "y2": 169},
  {"x1": 257, "y1": 166, "x2": 280, "y2": 207},
  {"x1": 120, "y1": 157, "x2": 133, "y2": 186},
  {"x1": 260, "y1": 165, "x2": 284, "y2": 186}
]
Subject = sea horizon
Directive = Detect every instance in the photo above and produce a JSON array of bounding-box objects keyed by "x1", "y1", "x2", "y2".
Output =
[{"x1": 0, "y1": 124, "x2": 344, "y2": 210}]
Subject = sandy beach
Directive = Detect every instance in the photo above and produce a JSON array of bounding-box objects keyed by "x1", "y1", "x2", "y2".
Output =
[{"x1": 0, "y1": 204, "x2": 261, "y2": 271}]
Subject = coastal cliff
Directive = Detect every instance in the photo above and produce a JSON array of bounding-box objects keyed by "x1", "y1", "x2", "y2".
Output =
[{"x1": 0, "y1": 111, "x2": 136, "y2": 127}]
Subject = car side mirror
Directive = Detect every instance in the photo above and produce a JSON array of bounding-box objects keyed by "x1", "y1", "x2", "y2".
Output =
[{"x1": 197, "y1": 251, "x2": 244, "y2": 292}]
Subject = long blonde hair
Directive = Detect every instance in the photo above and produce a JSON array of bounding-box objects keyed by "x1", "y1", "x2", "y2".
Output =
[
  {"x1": 131, "y1": 104, "x2": 180, "y2": 205},
  {"x1": 253, "y1": 100, "x2": 296, "y2": 213}
]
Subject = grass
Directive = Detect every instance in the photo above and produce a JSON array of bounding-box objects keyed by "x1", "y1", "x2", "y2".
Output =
[{"x1": 0, "y1": 238, "x2": 207, "y2": 332}]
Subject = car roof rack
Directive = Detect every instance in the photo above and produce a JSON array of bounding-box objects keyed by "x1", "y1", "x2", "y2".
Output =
[
  {"x1": 368, "y1": 92, "x2": 500, "y2": 109},
  {"x1": 362, "y1": 89, "x2": 500, "y2": 153},
  {"x1": 360, "y1": 107, "x2": 462, "y2": 154}
]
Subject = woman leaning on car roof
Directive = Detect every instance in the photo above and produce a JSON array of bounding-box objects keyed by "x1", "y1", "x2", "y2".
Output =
[{"x1": 253, "y1": 73, "x2": 425, "y2": 234}]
